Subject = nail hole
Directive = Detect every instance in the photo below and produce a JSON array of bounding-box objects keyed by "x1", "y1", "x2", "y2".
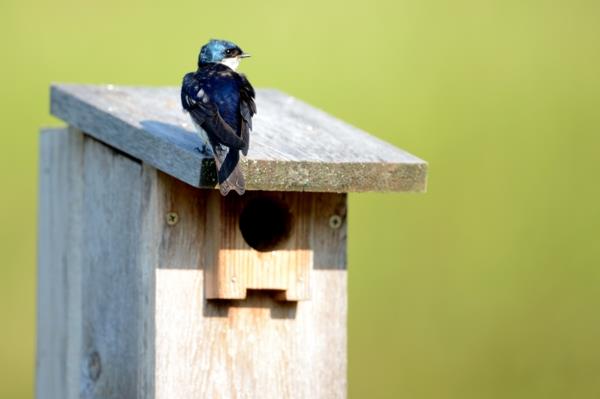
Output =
[{"x1": 239, "y1": 197, "x2": 293, "y2": 252}]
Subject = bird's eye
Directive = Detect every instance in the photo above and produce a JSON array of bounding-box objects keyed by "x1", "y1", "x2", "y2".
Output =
[{"x1": 225, "y1": 49, "x2": 232, "y2": 55}]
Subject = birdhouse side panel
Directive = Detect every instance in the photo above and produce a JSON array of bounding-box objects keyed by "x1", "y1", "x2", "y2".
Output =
[
  {"x1": 37, "y1": 128, "x2": 157, "y2": 399},
  {"x1": 37, "y1": 128, "x2": 84, "y2": 399}
]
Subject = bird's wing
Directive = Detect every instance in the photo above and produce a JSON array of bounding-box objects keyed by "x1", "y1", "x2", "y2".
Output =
[
  {"x1": 181, "y1": 73, "x2": 246, "y2": 150},
  {"x1": 237, "y1": 73, "x2": 256, "y2": 156}
]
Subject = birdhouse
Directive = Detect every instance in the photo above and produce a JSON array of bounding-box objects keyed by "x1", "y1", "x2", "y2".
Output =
[{"x1": 37, "y1": 84, "x2": 427, "y2": 399}]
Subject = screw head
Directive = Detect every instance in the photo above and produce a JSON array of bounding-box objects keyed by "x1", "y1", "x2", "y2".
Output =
[
  {"x1": 329, "y1": 214, "x2": 342, "y2": 229},
  {"x1": 166, "y1": 212, "x2": 179, "y2": 226}
]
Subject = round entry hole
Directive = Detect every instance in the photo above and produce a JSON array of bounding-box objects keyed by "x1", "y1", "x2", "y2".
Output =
[{"x1": 239, "y1": 197, "x2": 293, "y2": 252}]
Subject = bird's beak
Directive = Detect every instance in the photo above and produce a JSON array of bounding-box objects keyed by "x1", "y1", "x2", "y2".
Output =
[{"x1": 240, "y1": 53, "x2": 251, "y2": 58}]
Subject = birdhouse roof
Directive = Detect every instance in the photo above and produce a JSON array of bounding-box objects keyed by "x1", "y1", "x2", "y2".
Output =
[{"x1": 50, "y1": 84, "x2": 427, "y2": 193}]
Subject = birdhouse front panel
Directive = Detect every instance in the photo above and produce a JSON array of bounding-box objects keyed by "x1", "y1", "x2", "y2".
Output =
[{"x1": 153, "y1": 168, "x2": 348, "y2": 398}]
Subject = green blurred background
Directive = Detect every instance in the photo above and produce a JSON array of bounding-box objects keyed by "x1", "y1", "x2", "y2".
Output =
[{"x1": 2, "y1": 0, "x2": 600, "y2": 397}]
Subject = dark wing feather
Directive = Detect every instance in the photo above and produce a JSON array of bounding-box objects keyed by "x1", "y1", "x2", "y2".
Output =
[
  {"x1": 237, "y1": 73, "x2": 256, "y2": 156},
  {"x1": 181, "y1": 72, "x2": 246, "y2": 150},
  {"x1": 181, "y1": 68, "x2": 253, "y2": 196}
]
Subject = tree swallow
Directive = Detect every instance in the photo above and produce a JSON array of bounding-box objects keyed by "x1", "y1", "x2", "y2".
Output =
[{"x1": 181, "y1": 39, "x2": 256, "y2": 195}]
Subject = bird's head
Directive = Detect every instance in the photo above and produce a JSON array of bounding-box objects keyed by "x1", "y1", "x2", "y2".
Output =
[{"x1": 198, "y1": 39, "x2": 250, "y2": 71}]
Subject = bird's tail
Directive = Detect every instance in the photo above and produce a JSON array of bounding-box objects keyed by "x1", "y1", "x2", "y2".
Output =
[{"x1": 213, "y1": 146, "x2": 245, "y2": 196}]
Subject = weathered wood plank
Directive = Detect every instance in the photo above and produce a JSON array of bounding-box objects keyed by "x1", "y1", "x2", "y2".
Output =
[
  {"x1": 154, "y1": 173, "x2": 347, "y2": 398},
  {"x1": 37, "y1": 127, "x2": 84, "y2": 399},
  {"x1": 79, "y1": 135, "x2": 155, "y2": 399},
  {"x1": 37, "y1": 128, "x2": 158, "y2": 399},
  {"x1": 50, "y1": 84, "x2": 427, "y2": 193}
]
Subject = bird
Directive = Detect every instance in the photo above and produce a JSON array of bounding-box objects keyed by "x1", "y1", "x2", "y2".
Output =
[{"x1": 181, "y1": 39, "x2": 256, "y2": 195}]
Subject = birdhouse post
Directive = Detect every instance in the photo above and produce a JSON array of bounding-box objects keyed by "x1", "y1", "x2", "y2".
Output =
[{"x1": 37, "y1": 84, "x2": 427, "y2": 399}]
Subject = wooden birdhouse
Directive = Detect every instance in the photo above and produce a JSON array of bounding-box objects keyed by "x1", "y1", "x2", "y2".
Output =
[{"x1": 37, "y1": 84, "x2": 427, "y2": 399}]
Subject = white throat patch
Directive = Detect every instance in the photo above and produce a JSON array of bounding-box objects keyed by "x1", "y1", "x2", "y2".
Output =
[{"x1": 220, "y1": 57, "x2": 240, "y2": 71}]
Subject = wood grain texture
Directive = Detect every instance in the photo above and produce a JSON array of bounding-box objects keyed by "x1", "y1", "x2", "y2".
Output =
[
  {"x1": 154, "y1": 173, "x2": 347, "y2": 398},
  {"x1": 38, "y1": 130, "x2": 347, "y2": 398},
  {"x1": 37, "y1": 127, "x2": 84, "y2": 399},
  {"x1": 79, "y1": 134, "x2": 155, "y2": 399},
  {"x1": 50, "y1": 83, "x2": 427, "y2": 193}
]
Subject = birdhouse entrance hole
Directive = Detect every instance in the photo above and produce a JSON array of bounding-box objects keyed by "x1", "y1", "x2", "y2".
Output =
[{"x1": 239, "y1": 197, "x2": 293, "y2": 252}]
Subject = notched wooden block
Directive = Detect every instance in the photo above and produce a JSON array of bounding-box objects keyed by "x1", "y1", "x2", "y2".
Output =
[{"x1": 204, "y1": 191, "x2": 316, "y2": 301}]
